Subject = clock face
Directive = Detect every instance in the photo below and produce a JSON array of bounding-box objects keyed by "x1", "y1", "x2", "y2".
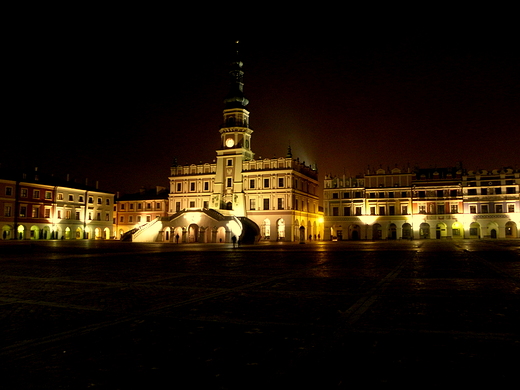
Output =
[{"x1": 225, "y1": 138, "x2": 235, "y2": 147}]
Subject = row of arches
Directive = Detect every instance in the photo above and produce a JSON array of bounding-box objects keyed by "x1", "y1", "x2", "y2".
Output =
[
  {"x1": 330, "y1": 221, "x2": 519, "y2": 240},
  {"x1": 1, "y1": 225, "x2": 112, "y2": 240}
]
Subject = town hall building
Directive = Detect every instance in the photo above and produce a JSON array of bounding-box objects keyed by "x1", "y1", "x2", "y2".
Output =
[{"x1": 126, "y1": 46, "x2": 322, "y2": 243}]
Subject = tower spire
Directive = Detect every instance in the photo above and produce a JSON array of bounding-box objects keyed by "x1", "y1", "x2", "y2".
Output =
[{"x1": 224, "y1": 41, "x2": 249, "y2": 108}]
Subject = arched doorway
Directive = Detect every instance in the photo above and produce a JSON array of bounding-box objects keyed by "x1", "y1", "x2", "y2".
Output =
[
  {"x1": 469, "y1": 222, "x2": 480, "y2": 238},
  {"x1": 42, "y1": 226, "x2": 51, "y2": 240},
  {"x1": 350, "y1": 224, "x2": 361, "y2": 240},
  {"x1": 188, "y1": 224, "x2": 199, "y2": 242},
  {"x1": 216, "y1": 226, "x2": 226, "y2": 243},
  {"x1": 487, "y1": 222, "x2": 499, "y2": 239},
  {"x1": 419, "y1": 223, "x2": 430, "y2": 239},
  {"x1": 2, "y1": 225, "x2": 12, "y2": 240},
  {"x1": 65, "y1": 227, "x2": 71, "y2": 240},
  {"x1": 402, "y1": 223, "x2": 412, "y2": 239},
  {"x1": 277, "y1": 219, "x2": 285, "y2": 240},
  {"x1": 30, "y1": 226, "x2": 40, "y2": 240},
  {"x1": 103, "y1": 228, "x2": 111, "y2": 240},
  {"x1": 76, "y1": 227, "x2": 83, "y2": 239},
  {"x1": 452, "y1": 222, "x2": 463, "y2": 239}
]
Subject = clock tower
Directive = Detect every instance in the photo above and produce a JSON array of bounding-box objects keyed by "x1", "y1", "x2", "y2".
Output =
[{"x1": 213, "y1": 42, "x2": 254, "y2": 216}]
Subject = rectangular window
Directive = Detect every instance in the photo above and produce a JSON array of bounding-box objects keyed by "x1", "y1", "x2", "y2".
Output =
[
  {"x1": 88, "y1": 197, "x2": 93, "y2": 204},
  {"x1": 401, "y1": 191, "x2": 407, "y2": 198},
  {"x1": 203, "y1": 201, "x2": 209, "y2": 209},
  {"x1": 332, "y1": 193, "x2": 339, "y2": 199},
  {"x1": 355, "y1": 207, "x2": 362, "y2": 216},
  {"x1": 147, "y1": 203, "x2": 152, "y2": 209},
  {"x1": 389, "y1": 206, "x2": 395, "y2": 215},
  {"x1": 401, "y1": 205, "x2": 408, "y2": 215},
  {"x1": 332, "y1": 207, "x2": 339, "y2": 216},
  {"x1": 177, "y1": 183, "x2": 182, "y2": 192},
  {"x1": 97, "y1": 198, "x2": 102, "y2": 204},
  {"x1": 379, "y1": 206, "x2": 385, "y2": 215},
  {"x1": 495, "y1": 188, "x2": 502, "y2": 194},
  {"x1": 278, "y1": 178, "x2": 284, "y2": 187},
  {"x1": 204, "y1": 181, "x2": 209, "y2": 191},
  {"x1": 468, "y1": 189, "x2": 477, "y2": 195},
  {"x1": 21, "y1": 189, "x2": 28, "y2": 197},
  {"x1": 250, "y1": 199, "x2": 256, "y2": 210},
  {"x1": 264, "y1": 178, "x2": 269, "y2": 188},
  {"x1": 120, "y1": 216, "x2": 124, "y2": 222},
  {"x1": 20, "y1": 206, "x2": 27, "y2": 217},
  {"x1": 450, "y1": 189, "x2": 458, "y2": 197},
  {"x1": 508, "y1": 204, "x2": 515, "y2": 212},
  {"x1": 419, "y1": 205, "x2": 426, "y2": 214},
  {"x1": 263, "y1": 198, "x2": 270, "y2": 210},
  {"x1": 190, "y1": 182, "x2": 195, "y2": 191},
  {"x1": 277, "y1": 198, "x2": 284, "y2": 210},
  {"x1": 4, "y1": 205, "x2": 12, "y2": 217},
  {"x1": 79, "y1": 195, "x2": 84, "y2": 203},
  {"x1": 227, "y1": 178, "x2": 232, "y2": 187},
  {"x1": 437, "y1": 190, "x2": 443, "y2": 197},
  {"x1": 506, "y1": 187, "x2": 515, "y2": 194},
  {"x1": 176, "y1": 202, "x2": 181, "y2": 212},
  {"x1": 69, "y1": 194, "x2": 74, "y2": 201},
  {"x1": 156, "y1": 203, "x2": 162, "y2": 210},
  {"x1": 189, "y1": 201, "x2": 195, "y2": 208},
  {"x1": 75, "y1": 211, "x2": 80, "y2": 220},
  {"x1": 45, "y1": 191, "x2": 52, "y2": 200},
  {"x1": 344, "y1": 206, "x2": 351, "y2": 216},
  {"x1": 481, "y1": 188, "x2": 488, "y2": 195},
  {"x1": 370, "y1": 206, "x2": 376, "y2": 215},
  {"x1": 437, "y1": 205, "x2": 445, "y2": 214},
  {"x1": 343, "y1": 192, "x2": 350, "y2": 199},
  {"x1": 33, "y1": 190, "x2": 40, "y2": 199},
  {"x1": 418, "y1": 191, "x2": 425, "y2": 198},
  {"x1": 227, "y1": 159, "x2": 233, "y2": 166},
  {"x1": 249, "y1": 179, "x2": 255, "y2": 189},
  {"x1": 5, "y1": 187, "x2": 13, "y2": 196},
  {"x1": 496, "y1": 205, "x2": 503, "y2": 213},
  {"x1": 451, "y1": 205, "x2": 458, "y2": 214},
  {"x1": 481, "y1": 205, "x2": 488, "y2": 213}
]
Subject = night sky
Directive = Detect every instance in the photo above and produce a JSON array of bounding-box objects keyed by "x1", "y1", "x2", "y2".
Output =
[{"x1": 4, "y1": 20, "x2": 519, "y2": 194}]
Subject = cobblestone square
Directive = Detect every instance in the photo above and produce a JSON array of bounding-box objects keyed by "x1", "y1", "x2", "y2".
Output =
[{"x1": 1, "y1": 240, "x2": 519, "y2": 388}]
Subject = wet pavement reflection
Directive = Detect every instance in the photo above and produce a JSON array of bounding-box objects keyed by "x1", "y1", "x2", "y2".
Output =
[{"x1": 0, "y1": 239, "x2": 519, "y2": 388}]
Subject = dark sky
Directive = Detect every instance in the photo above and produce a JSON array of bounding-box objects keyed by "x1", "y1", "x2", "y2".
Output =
[{"x1": 4, "y1": 19, "x2": 519, "y2": 194}]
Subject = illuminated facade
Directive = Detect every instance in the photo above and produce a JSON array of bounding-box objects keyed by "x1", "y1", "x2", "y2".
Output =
[
  {"x1": 131, "y1": 46, "x2": 322, "y2": 243},
  {"x1": 0, "y1": 170, "x2": 115, "y2": 240},
  {"x1": 324, "y1": 166, "x2": 519, "y2": 240},
  {"x1": 114, "y1": 187, "x2": 169, "y2": 240}
]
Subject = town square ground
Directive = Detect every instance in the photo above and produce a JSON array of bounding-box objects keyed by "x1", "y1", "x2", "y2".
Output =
[{"x1": 0, "y1": 239, "x2": 519, "y2": 388}]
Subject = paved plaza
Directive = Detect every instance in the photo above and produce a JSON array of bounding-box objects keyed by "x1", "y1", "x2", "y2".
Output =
[{"x1": 0, "y1": 239, "x2": 519, "y2": 388}]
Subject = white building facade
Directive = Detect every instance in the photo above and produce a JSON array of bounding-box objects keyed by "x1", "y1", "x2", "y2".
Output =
[
  {"x1": 133, "y1": 47, "x2": 322, "y2": 243},
  {"x1": 324, "y1": 167, "x2": 519, "y2": 240}
]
